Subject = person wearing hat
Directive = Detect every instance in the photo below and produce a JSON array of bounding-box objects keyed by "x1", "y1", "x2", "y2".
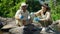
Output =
[
  {"x1": 33, "y1": 3, "x2": 53, "y2": 33},
  {"x1": 15, "y1": 2, "x2": 30, "y2": 26}
]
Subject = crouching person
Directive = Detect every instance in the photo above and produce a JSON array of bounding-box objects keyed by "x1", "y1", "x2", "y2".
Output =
[
  {"x1": 9, "y1": 2, "x2": 30, "y2": 34},
  {"x1": 10, "y1": 2, "x2": 42, "y2": 34},
  {"x1": 15, "y1": 2, "x2": 30, "y2": 26},
  {"x1": 9, "y1": 2, "x2": 35, "y2": 34},
  {"x1": 33, "y1": 3, "x2": 54, "y2": 33}
]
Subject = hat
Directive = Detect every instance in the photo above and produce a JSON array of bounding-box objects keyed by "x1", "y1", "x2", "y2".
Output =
[
  {"x1": 42, "y1": 3, "x2": 48, "y2": 8},
  {"x1": 21, "y1": 2, "x2": 28, "y2": 7}
]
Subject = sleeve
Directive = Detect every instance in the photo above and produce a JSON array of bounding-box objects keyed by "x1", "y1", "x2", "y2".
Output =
[
  {"x1": 34, "y1": 10, "x2": 41, "y2": 16},
  {"x1": 45, "y1": 12, "x2": 50, "y2": 21},
  {"x1": 15, "y1": 10, "x2": 22, "y2": 20},
  {"x1": 39, "y1": 12, "x2": 50, "y2": 21},
  {"x1": 15, "y1": 10, "x2": 21, "y2": 17}
]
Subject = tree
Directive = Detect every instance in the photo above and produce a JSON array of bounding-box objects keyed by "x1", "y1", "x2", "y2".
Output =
[
  {"x1": 0, "y1": 0, "x2": 26, "y2": 17},
  {"x1": 26, "y1": 0, "x2": 41, "y2": 12},
  {"x1": 49, "y1": 0, "x2": 60, "y2": 21}
]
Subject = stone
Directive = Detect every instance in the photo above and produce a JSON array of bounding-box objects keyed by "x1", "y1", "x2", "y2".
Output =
[{"x1": 9, "y1": 26, "x2": 24, "y2": 34}]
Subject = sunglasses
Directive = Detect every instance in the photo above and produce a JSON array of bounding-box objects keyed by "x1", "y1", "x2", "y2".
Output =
[{"x1": 22, "y1": 6, "x2": 27, "y2": 7}]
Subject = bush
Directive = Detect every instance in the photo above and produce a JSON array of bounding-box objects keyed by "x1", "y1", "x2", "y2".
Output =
[
  {"x1": 0, "y1": 0, "x2": 26, "y2": 17},
  {"x1": 49, "y1": 0, "x2": 60, "y2": 21},
  {"x1": 26, "y1": 0, "x2": 41, "y2": 12}
]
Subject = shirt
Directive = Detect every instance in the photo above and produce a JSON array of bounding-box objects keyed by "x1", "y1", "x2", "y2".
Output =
[
  {"x1": 15, "y1": 10, "x2": 29, "y2": 20},
  {"x1": 15, "y1": 9, "x2": 30, "y2": 26}
]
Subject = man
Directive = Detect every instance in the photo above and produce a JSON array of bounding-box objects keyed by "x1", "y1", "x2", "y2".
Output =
[{"x1": 15, "y1": 2, "x2": 30, "y2": 26}]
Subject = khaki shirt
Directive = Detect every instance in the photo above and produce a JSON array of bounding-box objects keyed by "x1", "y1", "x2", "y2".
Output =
[
  {"x1": 35, "y1": 10, "x2": 52, "y2": 27},
  {"x1": 15, "y1": 9, "x2": 30, "y2": 26}
]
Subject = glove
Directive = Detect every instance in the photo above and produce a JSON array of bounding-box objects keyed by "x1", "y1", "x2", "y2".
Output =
[
  {"x1": 30, "y1": 12, "x2": 35, "y2": 19},
  {"x1": 20, "y1": 15, "x2": 24, "y2": 19},
  {"x1": 34, "y1": 17, "x2": 40, "y2": 21},
  {"x1": 30, "y1": 12, "x2": 35, "y2": 16},
  {"x1": 30, "y1": 12, "x2": 34, "y2": 15}
]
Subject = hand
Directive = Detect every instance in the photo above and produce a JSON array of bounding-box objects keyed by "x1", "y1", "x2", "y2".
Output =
[
  {"x1": 30, "y1": 12, "x2": 35, "y2": 16},
  {"x1": 30, "y1": 12, "x2": 35, "y2": 18},
  {"x1": 34, "y1": 17, "x2": 40, "y2": 21},
  {"x1": 20, "y1": 15, "x2": 24, "y2": 19},
  {"x1": 30, "y1": 12, "x2": 34, "y2": 15}
]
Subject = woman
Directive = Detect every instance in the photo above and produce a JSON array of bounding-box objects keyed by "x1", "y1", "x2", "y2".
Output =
[
  {"x1": 34, "y1": 3, "x2": 53, "y2": 32},
  {"x1": 15, "y1": 2, "x2": 30, "y2": 26}
]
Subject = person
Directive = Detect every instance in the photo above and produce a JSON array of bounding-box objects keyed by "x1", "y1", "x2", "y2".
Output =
[
  {"x1": 15, "y1": 2, "x2": 30, "y2": 26},
  {"x1": 33, "y1": 3, "x2": 53, "y2": 32}
]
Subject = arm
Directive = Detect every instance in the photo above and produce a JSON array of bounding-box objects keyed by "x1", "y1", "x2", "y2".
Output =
[
  {"x1": 34, "y1": 10, "x2": 41, "y2": 16},
  {"x1": 40, "y1": 12, "x2": 50, "y2": 21},
  {"x1": 15, "y1": 10, "x2": 21, "y2": 20}
]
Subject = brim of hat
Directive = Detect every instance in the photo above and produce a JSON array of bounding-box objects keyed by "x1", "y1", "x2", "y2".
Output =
[
  {"x1": 42, "y1": 5, "x2": 48, "y2": 8},
  {"x1": 2, "y1": 24, "x2": 17, "y2": 29},
  {"x1": 21, "y1": 4, "x2": 28, "y2": 7}
]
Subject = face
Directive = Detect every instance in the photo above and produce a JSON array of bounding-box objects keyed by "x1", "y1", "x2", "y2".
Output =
[
  {"x1": 42, "y1": 6, "x2": 47, "y2": 12},
  {"x1": 22, "y1": 6, "x2": 27, "y2": 10}
]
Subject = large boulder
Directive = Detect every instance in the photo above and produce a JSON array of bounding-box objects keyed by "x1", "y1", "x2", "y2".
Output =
[
  {"x1": 9, "y1": 26, "x2": 24, "y2": 34},
  {"x1": 0, "y1": 17, "x2": 19, "y2": 31},
  {"x1": 54, "y1": 20, "x2": 60, "y2": 31},
  {"x1": 1, "y1": 18, "x2": 17, "y2": 29},
  {"x1": 0, "y1": 17, "x2": 16, "y2": 25},
  {"x1": 55, "y1": 20, "x2": 60, "y2": 27},
  {"x1": 9, "y1": 24, "x2": 42, "y2": 34}
]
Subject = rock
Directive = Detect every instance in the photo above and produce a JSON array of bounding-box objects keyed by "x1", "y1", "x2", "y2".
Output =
[
  {"x1": 55, "y1": 20, "x2": 60, "y2": 27},
  {"x1": 54, "y1": 20, "x2": 60, "y2": 31},
  {"x1": 48, "y1": 20, "x2": 60, "y2": 32},
  {"x1": 8, "y1": 21, "x2": 41, "y2": 34},
  {"x1": 0, "y1": 16, "x2": 60, "y2": 34},
  {"x1": 0, "y1": 17, "x2": 7, "y2": 25},
  {"x1": 0, "y1": 17, "x2": 18, "y2": 29},
  {"x1": 1, "y1": 20, "x2": 17, "y2": 29},
  {"x1": 40, "y1": 27, "x2": 55, "y2": 34},
  {"x1": 52, "y1": 20, "x2": 60, "y2": 27},
  {"x1": 3, "y1": 32, "x2": 10, "y2": 34},
  {"x1": 9, "y1": 26, "x2": 24, "y2": 34},
  {"x1": 0, "y1": 22, "x2": 3, "y2": 29},
  {"x1": 0, "y1": 17, "x2": 16, "y2": 25},
  {"x1": 40, "y1": 32, "x2": 55, "y2": 34},
  {"x1": 33, "y1": 30, "x2": 40, "y2": 34},
  {"x1": 1, "y1": 24, "x2": 18, "y2": 29},
  {"x1": 0, "y1": 30, "x2": 10, "y2": 34}
]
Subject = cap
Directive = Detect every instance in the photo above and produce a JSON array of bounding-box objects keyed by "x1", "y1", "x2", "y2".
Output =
[
  {"x1": 42, "y1": 3, "x2": 48, "y2": 8},
  {"x1": 21, "y1": 2, "x2": 28, "y2": 7}
]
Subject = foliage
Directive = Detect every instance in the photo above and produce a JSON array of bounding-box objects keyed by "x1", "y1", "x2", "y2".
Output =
[
  {"x1": 26, "y1": 0, "x2": 41, "y2": 12},
  {"x1": 0, "y1": 0, "x2": 26, "y2": 17},
  {"x1": 0, "y1": 0, "x2": 60, "y2": 21},
  {"x1": 49, "y1": 0, "x2": 60, "y2": 21}
]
